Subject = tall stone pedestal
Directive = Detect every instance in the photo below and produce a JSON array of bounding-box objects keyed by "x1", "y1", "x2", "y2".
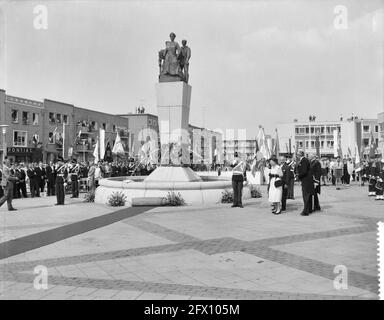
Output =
[
  {"x1": 156, "y1": 81, "x2": 191, "y2": 166},
  {"x1": 145, "y1": 81, "x2": 202, "y2": 183}
]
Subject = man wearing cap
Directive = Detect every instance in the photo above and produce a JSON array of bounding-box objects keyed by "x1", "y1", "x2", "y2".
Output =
[
  {"x1": 231, "y1": 152, "x2": 247, "y2": 208},
  {"x1": 69, "y1": 160, "x2": 80, "y2": 198},
  {"x1": 0, "y1": 159, "x2": 19, "y2": 211},
  {"x1": 54, "y1": 160, "x2": 68, "y2": 205}
]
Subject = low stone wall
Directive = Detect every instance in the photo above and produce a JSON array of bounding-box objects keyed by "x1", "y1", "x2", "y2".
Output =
[{"x1": 95, "y1": 176, "x2": 251, "y2": 207}]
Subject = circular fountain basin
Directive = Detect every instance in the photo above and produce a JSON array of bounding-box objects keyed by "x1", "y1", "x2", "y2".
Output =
[{"x1": 95, "y1": 174, "x2": 251, "y2": 206}]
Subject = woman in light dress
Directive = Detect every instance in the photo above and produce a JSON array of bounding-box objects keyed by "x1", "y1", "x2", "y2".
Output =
[{"x1": 268, "y1": 156, "x2": 283, "y2": 215}]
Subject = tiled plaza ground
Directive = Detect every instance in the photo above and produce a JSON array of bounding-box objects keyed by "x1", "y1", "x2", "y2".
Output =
[{"x1": 0, "y1": 182, "x2": 381, "y2": 300}]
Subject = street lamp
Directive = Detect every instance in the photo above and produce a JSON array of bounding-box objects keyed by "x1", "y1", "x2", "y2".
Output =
[{"x1": 0, "y1": 124, "x2": 10, "y2": 164}]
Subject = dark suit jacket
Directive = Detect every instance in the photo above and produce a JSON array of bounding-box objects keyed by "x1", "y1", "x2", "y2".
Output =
[
  {"x1": 46, "y1": 165, "x2": 55, "y2": 182},
  {"x1": 297, "y1": 157, "x2": 314, "y2": 194},
  {"x1": 311, "y1": 159, "x2": 321, "y2": 194},
  {"x1": 34, "y1": 167, "x2": 43, "y2": 185}
]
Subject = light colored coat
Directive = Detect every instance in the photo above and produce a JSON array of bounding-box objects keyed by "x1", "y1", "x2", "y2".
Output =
[{"x1": 0, "y1": 165, "x2": 17, "y2": 187}]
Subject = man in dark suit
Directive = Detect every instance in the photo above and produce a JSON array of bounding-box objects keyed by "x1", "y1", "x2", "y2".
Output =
[
  {"x1": 296, "y1": 150, "x2": 314, "y2": 216},
  {"x1": 35, "y1": 162, "x2": 46, "y2": 193},
  {"x1": 16, "y1": 163, "x2": 27, "y2": 198},
  {"x1": 27, "y1": 163, "x2": 39, "y2": 197},
  {"x1": 310, "y1": 154, "x2": 321, "y2": 212},
  {"x1": 279, "y1": 155, "x2": 289, "y2": 212},
  {"x1": 45, "y1": 161, "x2": 56, "y2": 196}
]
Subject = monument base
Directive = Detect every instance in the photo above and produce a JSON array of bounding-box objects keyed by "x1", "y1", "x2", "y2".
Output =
[
  {"x1": 159, "y1": 74, "x2": 184, "y2": 83},
  {"x1": 144, "y1": 166, "x2": 203, "y2": 182}
]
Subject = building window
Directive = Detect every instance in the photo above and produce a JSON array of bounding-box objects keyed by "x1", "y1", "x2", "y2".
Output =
[
  {"x1": 33, "y1": 113, "x2": 39, "y2": 125},
  {"x1": 310, "y1": 127, "x2": 314, "y2": 134},
  {"x1": 11, "y1": 110, "x2": 18, "y2": 123},
  {"x1": 13, "y1": 131, "x2": 27, "y2": 147},
  {"x1": 63, "y1": 115, "x2": 68, "y2": 124},
  {"x1": 295, "y1": 128, "x2": 299, "y2": 134},
  {"x1": 363, "y1": 125, "x2": 370, "y2": 132},
  {"x1": 363, "y1": 138, "x2": 369, "y2": 147},
  {"x1": 305, "y1": 127, "x2": 309, "y2": 134},
  {"x1": 305, "y1": 141, "x2": 309, "y2": 148},
  {"x1": 320, "y1": 141, "x2": 324, "y2": 148},
  {"x1": 49, "y1": 112, "x2": 55, "y2": 124},
  {"x1": 298, "y1": 141, "x2": 303, "y2": 148},
  {"x1": 22, "y1": 111, "x2": 29, "y2": 125},
  {"x1": 375, "y1": 125, "x2": 379, "y2": 133},
  {"x1": 102, "y1": 123, "x2": 106, "y2": 130},
  {"x1": 113, "y1": 125, "x2": 116, "y2": 132},
  {"x1": 56, "y1": 113, "x2": 62, "y2": 124},
  {"x1": 310, "y1": 141, "x2": 315, "y2": 148}
]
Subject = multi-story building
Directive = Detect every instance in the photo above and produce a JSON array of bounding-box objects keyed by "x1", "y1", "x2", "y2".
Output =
[
  {"x1": 277, "y1": 117, "x2": 380, "y2": 159},
  {"x1": 378, "y1": 112, "x2": 384, "y2": 156},
  {"x1": 0, "y1": 89, "x2": 130, "y2": 163},
  {"x1": 189, "y1": 124, "x2": 223, "y2": 164},
  {"x1": 223, "y1": 139, "x2": 258, "y2": 162},
  {"x1": 117, "y1": 111, "x2": 160, "y2": 158}
]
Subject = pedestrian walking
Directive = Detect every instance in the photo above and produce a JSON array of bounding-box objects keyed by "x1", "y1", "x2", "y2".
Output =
[{"x1": 0, "y1": 159, "x2": 19, "y2": 211}]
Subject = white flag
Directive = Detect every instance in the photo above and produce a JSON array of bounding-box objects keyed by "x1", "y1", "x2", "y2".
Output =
[
  {"x1": 112, "y1": 131, "x2": 125, "y2": 155},
  {"x1": 99, "y1": 129, "x2": 105, "y2": 160},
  {"x1": 355, "y1": 142, "x2": 360, "y2": 165},
  {"x1": 333, "y1": 129, "x2": 338, "y2": 157},
  {"x1": 93, "y1": 139, "x2": 99, "y2": 164}
]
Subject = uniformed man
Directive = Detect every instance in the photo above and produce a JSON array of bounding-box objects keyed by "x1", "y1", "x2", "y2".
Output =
[
  {"x1": 231, "y1": 152, "x2": 247, "y2": 208},
  {"x1": 0, "y1": 159, "x2": 19, "y2": 211},
  {"x1": 69, "y1": 160, "x2": 80, "y2": 198},
  {"x1": 54, "y1": 159, "x2": 68, "y2": 205},
  {"x1": 285, "y1": 154, "x2": 295, "y2": 200},
  {"x1": 374, "y1": 157, "x2": 384, "y2": 200},
  {"x1": 367, "y1": 159, "x2": 377, "y2": 196}
]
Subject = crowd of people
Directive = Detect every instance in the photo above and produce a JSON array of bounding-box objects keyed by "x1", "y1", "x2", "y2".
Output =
[
  {"x1": 0, "y1": 152, "x2": 383, "y2": 212},
  {"x1": 229, "y1": 151, "x2": 384, "y2": 215},
  {"x1": 0, "y1": 158, "x2": 158, "y2": 211}
]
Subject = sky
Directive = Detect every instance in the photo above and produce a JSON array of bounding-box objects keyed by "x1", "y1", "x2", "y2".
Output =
[{"x1": 0, "y1": 0, "x2": 383, "y2": 139}]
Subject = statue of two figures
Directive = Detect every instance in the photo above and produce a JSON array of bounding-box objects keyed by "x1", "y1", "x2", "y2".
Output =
[{"x1": 158, "y1": 32, "x2": 191, "y2": 83}]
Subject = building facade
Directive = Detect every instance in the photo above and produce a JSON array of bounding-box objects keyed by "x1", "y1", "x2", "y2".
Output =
[
  {"x1": 378, "y1": 112, "x2": 384, "y2": 157},
  {"x1": 223, "y1": 139, "x2": 258, "y2": 162},
  {"x1": 117, "y1": 112, "x2": 160, "y2": 159},
  {"x1": 0, "y1": 89, "x2": 130, "y2": 163},
  {"x1": 277, "y1": 117, "x2": 380, "y2": 159}
]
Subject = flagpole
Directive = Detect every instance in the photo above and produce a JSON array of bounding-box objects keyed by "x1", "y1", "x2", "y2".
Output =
[{"x1": 62, "y1": 123, "x2": 65, "y2": 160}]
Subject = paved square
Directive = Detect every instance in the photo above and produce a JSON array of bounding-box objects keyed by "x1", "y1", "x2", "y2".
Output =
[{"x1": 0, "y1": 184, "x2": 381, "y2": 300}]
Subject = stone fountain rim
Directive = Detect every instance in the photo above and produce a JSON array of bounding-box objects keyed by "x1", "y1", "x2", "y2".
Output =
[{"x1": 99, "y1": 178, "x2": 234, "y2": 190}]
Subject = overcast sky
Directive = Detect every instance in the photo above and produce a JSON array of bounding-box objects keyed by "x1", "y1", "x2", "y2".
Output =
[{"x1": 0, "y1": 0, "x2": 383, "y2": 138}]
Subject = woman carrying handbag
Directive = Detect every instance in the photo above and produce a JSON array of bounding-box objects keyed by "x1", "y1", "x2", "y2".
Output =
[{"x1": 268, "y1": 156, "x2": 284, "y2": 215}]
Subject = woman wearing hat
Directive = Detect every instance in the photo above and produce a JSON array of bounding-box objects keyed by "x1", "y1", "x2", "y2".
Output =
[{"x1": 268, "y1": 156, "x2": 283, "y2": 214}]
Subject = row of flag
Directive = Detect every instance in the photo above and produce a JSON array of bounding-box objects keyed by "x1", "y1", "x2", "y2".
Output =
[
  {"x1": 255, "y1": 126, "x2": 280, "y2": 159},
  {"x1": 93, "y1": 129, "x2": 126, "y2": 163}
]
